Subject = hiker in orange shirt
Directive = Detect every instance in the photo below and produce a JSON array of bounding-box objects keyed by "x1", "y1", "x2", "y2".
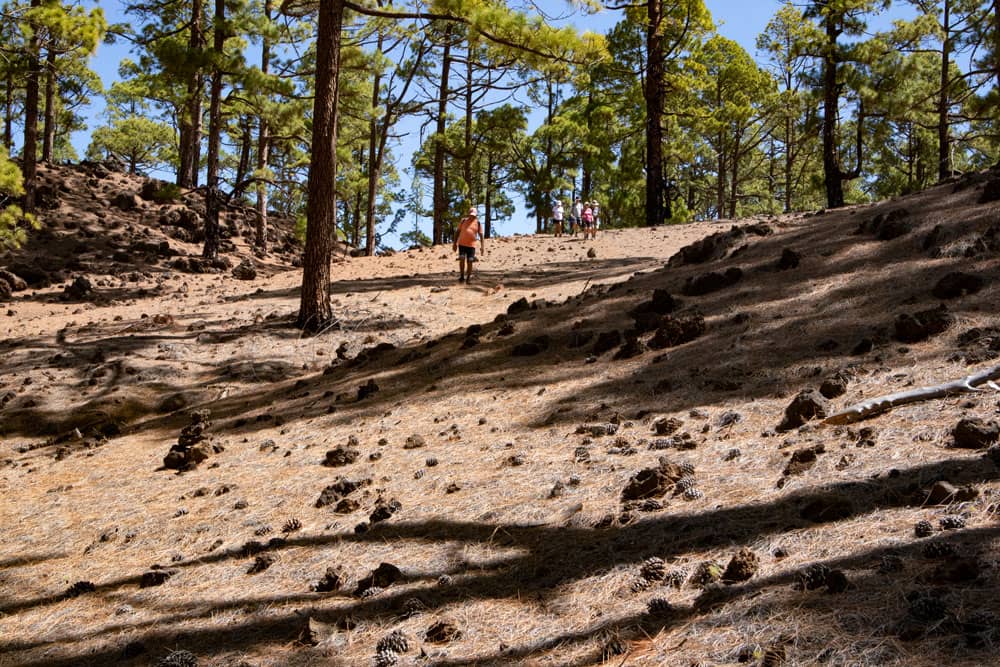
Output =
[{"x1": 453, "y1": 206, "x2": 484, "y2": 283}]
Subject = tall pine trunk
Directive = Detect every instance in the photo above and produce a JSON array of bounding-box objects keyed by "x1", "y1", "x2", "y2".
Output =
[
  {"x1": 202, "y1": 0, "x2": 226, "y2": 260},
  {"x1": 42, "y1": 48, "x2": 56, "y2": 163},
  {"x1": 4, "y1": 75, "x2": 13, "y2": 150},
  {"x1": 255, "y1": 0, "x2": 272, "y2": 251},
  {"x1": 821, "y1": 13, "x2": 845, "y2": 208},
  {"x1": 178, "y1": 0, "x2": 204, "y2": 189},
  {"x1": 645, "y1": 0, "x2": 668, "y2": 226},
  {"x1": 937, "y1": 0, "x2": 952, "y2": 181},
  {"x1": 432, "y1": 27, "x2": 452, "y2": 245},
  {"x1": 22, "y1": 0, "x2": 41, "y2": 214},
  {"x1": 297, "y1": 0, "x2": 345, "y2": 331},
  {"x1": 364, "y1": 28, "x2": 383, "y2": 256}
]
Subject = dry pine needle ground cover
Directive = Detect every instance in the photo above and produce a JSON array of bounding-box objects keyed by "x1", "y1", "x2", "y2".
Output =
[{"x1": 1, "y1": 163, "x2": 1000, "y2": 666}]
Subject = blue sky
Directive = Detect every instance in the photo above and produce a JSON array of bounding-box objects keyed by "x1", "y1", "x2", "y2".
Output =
[{"x1": 77, "y1": 0, "x2": 915, "y2": 244}]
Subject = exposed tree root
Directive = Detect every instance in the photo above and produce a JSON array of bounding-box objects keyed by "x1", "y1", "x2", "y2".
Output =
[{"x1": 824, "y1": 364, "x2": 1000, "y2": 425}]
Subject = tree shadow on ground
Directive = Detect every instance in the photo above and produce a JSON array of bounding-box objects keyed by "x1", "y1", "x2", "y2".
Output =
[{"x1": 3, "y1": 453, "x2": 998, "y2": 665}]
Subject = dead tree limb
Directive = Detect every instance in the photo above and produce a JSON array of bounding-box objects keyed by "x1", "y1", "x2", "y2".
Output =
[{"x1": 824, "y1": 364, "x2": 1000, "y2": 425}]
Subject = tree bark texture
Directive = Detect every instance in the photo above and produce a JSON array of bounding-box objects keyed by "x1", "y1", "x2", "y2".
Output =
[
  {"x1": 645, "y1": 0, "x2": 667, "y2": 226},
  {"x1": 937, "y1": 0, "x2": 952, "y2": 181},
  {"x1": 178, "y1": 0, "x2": 204, "y2": 189},
  {"x1": 297, "y1": 0, "x2": 345, "y2": 331},
  {"x1": 255, "y1": 0, "x2": 272, "y2": 251},
  {"x1": 42, "y1": 47, "x2": 56, "y2": 163},
  {"x1": 23, "y1": 0, "x2": 41, "y2": 214},
  {"x1": 202, "y1": 0, "x2": 226, "y2": 260},
  {"x1": 432, "y1": 27, "x2": 453, "y2": 245}
]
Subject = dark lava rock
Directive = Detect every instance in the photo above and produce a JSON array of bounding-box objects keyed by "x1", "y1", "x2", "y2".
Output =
[
  {"x1": 682, "y1": 267, "x2": 743, "y2": 296},
  {"x1": 722, "y1": 548, "x2": 759, "y2": 583},
  {"x1": 653, "y1": 417, "x2": 684, "y2": 435},
  {"x1": 507, "y1": 297, "x2": 530, "y2": 315},
  {"x1": 163, "y1": 410, "x2": 214, "y2": 470},
  {"x1": 612, "y1": 333, "x2": 644, "y2": 360},
  {"x1": 323, "y1": 446, "x2": 360, "y2": 467},
  {"x1": 647, "y1": 313, "x2": 705, "y2": 349},
  {"x1": 851, "y1": 337, "x2": 874, "y2": 355},
  {"x1": 800, "y1": 496, "x2": 853, "y2": 523},
  {"x1": 952, "y1": 418, "x2": 999, "y2": 449},
  {"x1": 894, "y1": 305, "x2": 954, "y2": 343},
  {"x1": 354, "y1": 562, "x2": 404, "y2": 596},
  {"x1": 425, "y1": 619, "x2": 462, "y2": 644},
  {"x1": 592, "y1": 330, "x2": 622, "y2": 355},
  {"x1": 980, "y1": 177, "x2": 1000, "y2": 203},
  {"x1": 512, "y1": 335, "x2": 550, "y2": 356},
  {"x1": 777, "y1": 389, "x2": 830, "y2": 431},
  {"x1": 783, "y1": 444, "x2": 825, "y2": 476},
  {"x1": 64, "y1": 580, "x2": 96, "y2": 598},
  {"x1": 630, "y1": 289, "x2": 679, "y2": 331},
  {"x1": 247, "y1": 554, "x2": 275, "y2": 574},
  {"x1": 776, "y1": 248, "x2": 801, "y2": 270},
  {"x1": 140, "y1": 569, "x2": 175, "y2": 588},
  {"x1": 315, "y1": 477, "x2": 372, "y2": 508},
  {"x1": 925, "y1": 480, "x2": 978, "y2": 504},
  {"x1": 933, "y1": 272, "x2": 984, "y2": 299},
  {"x1": 357, "y1": 379, "x2": 380, "y2": 401},
  {"x1": 311, "y1": 567, "x2": 345, "y2": 592},
  {"x1": 819, "y1": 372, "x2": 849, "y2": 399},
  {"x1": 369, "y1": 498, "x2": 402, "y2": 524},
  {"x1": 667, "y1": 223, "x2": 771, "y2": 266},
  {"x1": 621, "y1": 461, "x2": 685, "y2": 501},
  {"x1": 64, "y1": 275, "x2": 94, "y2": 300},
  {"x1": 859, "y1": 208, "x2": 912, "y2": 240},
  {"x1": 231, "y1": 259, "x2": 257, "y2": 280}
]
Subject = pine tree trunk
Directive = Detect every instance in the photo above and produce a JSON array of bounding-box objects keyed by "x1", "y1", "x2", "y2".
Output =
[
  {"x1": 937, "y1": 0, "x2": 952, "y2": 181},
  {"x1": 645, "y1": 0, "x2": 667, "y2": 226},
  {"x1": 821, "y1": 14, "x2": 845, "y2": 209},
  {"x1": 365, "y1": 29, "x2": 383, "y2": 257},
  {"x1": 298, "y1": 0, "x2": 345, "y2": 332},
  {"x1": 42, "y1": 48, "x2": 56, "y2": 163},
  {"x1": 4, "y1": 75, "x2": 13, "y2": 150},
  {"x1": 232, "y1": 117, "x2": 252, "y2": 199},
  {"x1": 484, "y1": 159, "x2": 493, "y2": 238},
  {"x1": 22, "y1": 0, "x2": 41, "y2": 214},
  {"x1": 784, "y1": 115, "x2": 793, "y2": 213},
  {"x1": 463, "y1": 47, "x2": 474, "y2": 202},
  {"x1": 255, "y1": 0, "x2": 272, "y2": 251},
  {"x1": 178, "y1": 0, "x2": 204, "y2": 189},
  {"x1": 202, "y1": 0, "x2": 226, "y2": 260},
  {"x1": 432, "y1": 28, "x2": 452, "y2": 245}
]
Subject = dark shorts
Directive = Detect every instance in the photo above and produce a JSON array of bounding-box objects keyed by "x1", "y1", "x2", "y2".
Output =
[{"x1": 458, "y1": 245, "x2": 476, "y2": 260}]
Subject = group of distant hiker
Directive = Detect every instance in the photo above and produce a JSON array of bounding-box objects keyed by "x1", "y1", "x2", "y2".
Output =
[
  {"x1": 551, "y1": 197, "x2": 599, "y2": 239},
  {"x1": 452, "y1": 196, "x2": 601, "y2": 282}
]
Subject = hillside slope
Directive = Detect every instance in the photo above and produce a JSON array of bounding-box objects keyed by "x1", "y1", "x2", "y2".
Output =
[{"x1": 1, "y1": 165, "x2": 999, "y2": 667}]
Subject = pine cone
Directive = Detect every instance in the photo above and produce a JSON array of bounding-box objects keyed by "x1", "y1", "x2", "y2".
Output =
[
  {"x1": 914, "y1": 519, "x2": 934, "y2": 537},
  {"x1": 683, "y1": 487, "x2": 704, "y2": 501},
  {"x1": 373, "y1": 649, "x2": 397, "y2": 667},
  {"x1": 156, "y1": 650, "x2": 199, "y2": 667},
  {"x1": 678, "y1": 462, "x2": 695, "y2": 476},
  {"x1": 647, "y1": 597, "x2": 674, "y2": 617},
  {"x1": 253, "y1": 525, "x2": 272, "y2": 536},
  {"x1": 665, "y1": 568, "x2": 686, "y2": 588},
  {"x1": 675, "y1": 476, "x2": 697, "y2": 493},
  {"x1": 361, "y1": 586, "x2": 384, "y2": 598},
  {"x1": 922, "y1": 542, "x2": 957, "y2": 559},
  {"x1": 908, "y1": 593, "x2": 948, "y2": 622},
  {"x1": 601, "y1": 637, "x2": 628, "y2": 660},
  {"x1": 640, "y1": 556, "x2": 667, "y2": 581},
  {"x1": 796, "y1": 564, "x2": 830, "y2": 591},
  {"x1": 376, "y1": 630, "x2": 408, "y2": 654},
  {"x1": 939, "y1": 515, "x2": 966, "y2": 530},
  {"x1": 281, "y1": 517, "x2": 302, "y2": 533}
]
